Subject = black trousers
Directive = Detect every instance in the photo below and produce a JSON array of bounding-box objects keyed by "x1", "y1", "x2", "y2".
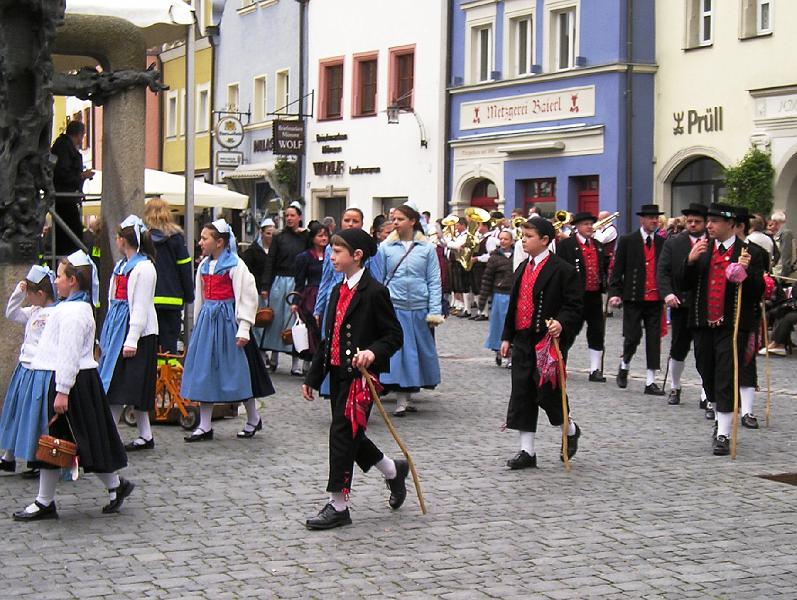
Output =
[
  {"x1": 668, "y1": 306, "x2": 693, "y2": 362},
  {"x1": 622, "y1": 300, "x2": 662, "y2": 369},
  {"x1": 772, "y1": 311, "x2": 797, "y2": 345},
  {"x1": 54, "y1": 199, "x2": 83, "y2": 256},
  {"x1": 327, "y1": 369, "x2": 383, "y2": 493},
  {"x1": 506, "y1": 329, "x2": 569, "y2": 432},
  {"x1": 575, "y1": 291, "x2": 605, "y2": 351},
  {"x1": 470, "y1": 262, "x2": 485, "y2": 295},
  {"x1": 156, "y1": 308, "x2": 182, "y2": 353},
  {"x1": 693, "y1": 326, "x2": 749, "y2": 413}
]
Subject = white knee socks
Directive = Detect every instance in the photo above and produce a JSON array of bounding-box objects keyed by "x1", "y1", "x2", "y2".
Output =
[
  {"x1": 34, "y1": 468, "x2": 60, "y2": 508},
  {"x1": 463, "y1": 293, "x2": 473, "y2": 312},
  {"x1": 135, "y1": 410, "x2": 152, "y2": 441},
  {"x1": 646, "y1": 369, "x2": 656, "y2": 386},
  {"x1": 2, "y1": 450, "x2": 14, "y2": 462},
  {"x1": 243, "y1": 398, "x2": 260, "y2": 432},
  {"x1": 519, "y1": 431, "x2": 536, "y2": 456},
  {"x1": 395, "y1": 392, "x2": 412, "y2": 412},
  {"x1": 717, "y1": 411, "x2": 733, "y2": 438},
  {"x1": 741, "y1": 387, "x2": 755, "y2": 416},
  {"x1": 329, "y1": 492, "x2": 347, "y2": 511},
  {"x1": 109, "y1": 405, "x2": 124, "y2": 426},
  {"x1": 620, "y1": 360, "x2": 629, "y2": 370},
  {"x1": 589, "y1": 349, "x2": 602, "y2": 372},
  {"x1": 669, "y1": 359, "x2": 685, "y2": 390},
  {"x1": 375, "y1": 456, "x2": 397, "y2": 480},
  {"x1": 96, "y1": 472, "x2": 121, "y2": 500},
  {"x1": 194, "y1": 404, "x2": 214, "y2": 435},
  {"x1": 291, "y1": 356, "x2": 301, "y2": 373}
]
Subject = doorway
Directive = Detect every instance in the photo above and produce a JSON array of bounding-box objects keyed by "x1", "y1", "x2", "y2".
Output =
[{"x1": 576, "y1": 176, "x2": 599, "y2": 215}]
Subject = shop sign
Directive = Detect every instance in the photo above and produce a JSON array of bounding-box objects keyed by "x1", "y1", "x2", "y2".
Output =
[
  {"x1": 673, "y1": 106, "x2": 723, "y2": 135},
  {"x1": 215, "y1": 115, "x2": 244, "y2": 149},
  {"x1": 216, "y1": 151, "x2": 243, "y2": 167},
  {"x1": 755, "y1": 93, "x2": 797, "y2": 121},
  {"x1": 459, "y1": 86, "x2": 595, "y2": 130},
  {"x1": 253, "y1": 138, "x2": 274, "y2": 153},
  {"x1": 349, "y1": 166, "x2": 381, "y2": 175},
  {"x1": 313, "y1": 161, "x2": 345, "y2": 176},
  {"x1": 316, "y1": 133, "x2": 348, "y2": 142},
  {"x1": 273, "y1": 120, "x2": 305, "y2": 155}
]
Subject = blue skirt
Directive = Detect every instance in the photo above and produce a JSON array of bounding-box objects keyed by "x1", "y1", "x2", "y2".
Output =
[
  {"x1": 260, "y1": 275, "x2": 295, "y2": 353},
  {"x1": 98, "y1": 299, "x2": 129, "y2": 391},
  {"x1": 484, "y1": 293, "x2": 511, "y2": 351},
  {"x1": 381, "y1": 309, "x2": 441, "y2": 391},
  {"x1": 0, "y1": 365, "x2": 52, "y2": 461},
  {"x1": 181, "y1": 299, "x2": 253, "y2": 403}
]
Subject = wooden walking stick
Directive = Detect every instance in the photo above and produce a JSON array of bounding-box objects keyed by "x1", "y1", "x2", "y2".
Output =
[
  {"x1": 551, "y1": 335, "x2": 571, "y2": 472},
  {"x1": 761, "y1": 300, "x2": 772, "y2": 427},
  {"x1": 358, "y1": 365, "x2": 427, "y2": 515},
  {"x1": 731, "y1": 282, "x2": 744, "y2": 460},
  {"x1": 600, "y1": 294, "x2": 610, "y2": 374}
]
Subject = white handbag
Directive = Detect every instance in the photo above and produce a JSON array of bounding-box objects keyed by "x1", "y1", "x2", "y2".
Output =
[{"x1": 291, "y1": 317, "x2": 310, "y2": 353}]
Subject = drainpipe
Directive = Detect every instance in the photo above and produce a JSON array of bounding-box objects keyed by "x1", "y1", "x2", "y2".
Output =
[
  {"x1": 624, "y1": 0, "x2": 634, "y2": 230},
  {"x1": 443, "y1": 0, "x2": 453, "y2": 216},
  {"x1": 296, "y1": 0, "x2": 308, "y2": 207}
]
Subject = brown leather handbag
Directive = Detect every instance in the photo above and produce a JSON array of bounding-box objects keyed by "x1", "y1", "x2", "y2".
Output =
[
  {"x1": 36, "y1": 414, "x2": 78, "y2": 469},
  {"x1": 255, "y1": 307, "x2": 274, "y2": 327}
]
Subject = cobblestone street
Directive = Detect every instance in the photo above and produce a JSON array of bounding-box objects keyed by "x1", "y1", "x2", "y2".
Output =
[{"x1": 0, "y1": 312, "x2": 795, "y2": 599}]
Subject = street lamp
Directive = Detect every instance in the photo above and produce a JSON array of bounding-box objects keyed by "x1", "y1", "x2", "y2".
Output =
[{"x1": 386, "y1": 90, "x2": 428, "y2": 148}]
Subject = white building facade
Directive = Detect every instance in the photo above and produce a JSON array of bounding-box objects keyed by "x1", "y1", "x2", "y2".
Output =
[
  {"x1": 304, "y1": 0, "x2": 448, "y2": 227},
  {"x1": 655, "y1": 0, "x2": 797, "y2": 226}
]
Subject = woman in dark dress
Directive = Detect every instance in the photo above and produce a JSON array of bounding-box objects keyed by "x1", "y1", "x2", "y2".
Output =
[{"x1": 292, "y1": 222, "x2": 329, "y2": 374}]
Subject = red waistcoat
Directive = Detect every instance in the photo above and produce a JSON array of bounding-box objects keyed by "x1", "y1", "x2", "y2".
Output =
[
  {"x1": 643, "y1": 239, "x2": 658, "y2": 301},
  {"x1": 202, "y1": 273, "x2": 235, "y2": 301}
]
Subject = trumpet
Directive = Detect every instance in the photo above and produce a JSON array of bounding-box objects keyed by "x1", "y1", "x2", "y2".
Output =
[
  {"x1": 458, "y1": 207, "x2": 491, "y2": 271},
  {"x1": 511, "y1": 216, "x2": 526, "y2": 241},
  {"x1": 552, "y1": 210, "x2": 573, "y2": 232},
  {"x1": 594, "y1": 211, "x2": 619, "y2": 231},
  {"x1": 441, "y1": 214, "x2": 458, "y2": 239}
]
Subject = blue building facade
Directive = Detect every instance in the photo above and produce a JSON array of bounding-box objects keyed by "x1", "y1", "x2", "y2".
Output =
[
  {"x1": 212, "y1": 0, "x2": 304, "y2": 239},
  {"x1": 448, "y1": 0, "x2": 655, "y2": 231}
]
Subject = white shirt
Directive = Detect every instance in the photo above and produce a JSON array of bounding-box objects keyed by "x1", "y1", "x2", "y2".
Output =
[
  {"x1": 5, "y1": 285, "x2": 56, "y2": 367},
  {"x1": 108, "y1": 258, "x2": 158, "y2": 349},
  {"x1": 747, "y1": 231, "x2": 774, "y2": 257},
  {"x1": 714, "y1": 235, "x2": 736, "y2": 251},
  {"x1": 576, "y1": 232, "x2": 594, "y2": 246},
  {"x1": 344, "y1": 268, "x2": 365, "y2": 290},
  {"x1": 640, "y1": 227, "x2": 655, "y2": 246},
  {"x1": 594, "y1": 224, "x2": 617, "y2": 245},
  {"x1": 530, "y1": 249, "x2": 550, "y2": 267}
]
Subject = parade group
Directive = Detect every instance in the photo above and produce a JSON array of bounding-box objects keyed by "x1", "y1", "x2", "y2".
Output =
[{"x1": 0, "y1": 194, "x2": 790, "y2": 530}]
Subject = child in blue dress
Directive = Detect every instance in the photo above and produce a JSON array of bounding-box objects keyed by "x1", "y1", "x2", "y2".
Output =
[
  {"x1": 181, "y1": 219, "x2": 274, "y2": 442},
  {"x1": 0, "y1": 266, "x2": 58, "y2": 472}
]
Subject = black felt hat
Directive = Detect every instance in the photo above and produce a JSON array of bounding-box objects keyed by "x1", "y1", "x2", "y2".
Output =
[
  {"x1": 636, "y1": 203, "x2": 664, "y2": 216},
  {"x1": 571, "y1": 211, "x2": 598, "y2": 225},
  {"x1": 681, "y1": 203, "x2": 708, "y2": 217},
  {"x1": 706, "y1": 203, "x2": 737, "y2": 220},
  {"x1": 734, "y1": 205, "x2": 752, "y2": 222}
]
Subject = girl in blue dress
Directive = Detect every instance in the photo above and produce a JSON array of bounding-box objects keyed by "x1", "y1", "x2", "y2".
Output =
[
  {"x1": 181, "y1": 219, "x2": 274, "y2": 442},
  {"x1": 0, "y1": 266, "x2": 58, "y2": 472}
]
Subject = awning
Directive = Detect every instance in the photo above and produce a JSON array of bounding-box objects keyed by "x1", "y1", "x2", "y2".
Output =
[
  {"x1": 223, "y1": 161, "x2": 276, "y2": 181},
  {"x1": 83, "y1": 168, "x2": 249, "y2": 210}
]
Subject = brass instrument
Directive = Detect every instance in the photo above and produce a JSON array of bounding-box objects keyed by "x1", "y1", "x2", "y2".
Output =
[
  {"x1": 511, "y1": 216, "x2": 526, "y2": 241},
  {"x1": 457, "y1": 207, "x2": 491, "y2": 271},
  {"x1": 594, "y1": 211, "x2": 619, "y2": 231},
  {"x1": 441, "y1": 214, "x2": 458, "y2": 240},
  {"x1": 552, "y1": 210, "x2": 573, "y2": 232}
]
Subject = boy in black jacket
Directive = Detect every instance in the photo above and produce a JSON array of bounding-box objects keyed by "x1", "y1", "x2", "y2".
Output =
[
  {"x1": 501, "y1": 218, "x2": 584, "y2": 469},
  {"x1": 302, "y1": 228, "x2": 407, "y2": 529}
]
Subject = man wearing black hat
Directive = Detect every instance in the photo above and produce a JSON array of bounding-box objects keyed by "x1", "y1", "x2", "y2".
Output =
[
  {"x1": 608, "y1": 204, "x2": 666, "y2": 394},
  {"x1": 683, "y1": 203, "x2": 766, "y2": 455},
  {"x1": 657, "y1": 203, "x2": 709, "y2": 408},
  {"x1": 557, "y1": 212, "x2": 607, "y2": 382}
]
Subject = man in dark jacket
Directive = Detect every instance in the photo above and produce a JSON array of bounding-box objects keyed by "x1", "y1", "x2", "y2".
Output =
[
  {"x1": 557, "y1": 212, "x2": 607, "y2": 382},
  {"x1": 150, "y1": 227, "x2": 195, "y2": 352},
  {"x1": 51, "y1": 120, "x2": 94, "y2": 255},
  {"x1": 657, "y1": 203, "x2": 708, "y2": 407},
  {"x1": 608, "y1": 204, "x2": 666, "y2": 395}
]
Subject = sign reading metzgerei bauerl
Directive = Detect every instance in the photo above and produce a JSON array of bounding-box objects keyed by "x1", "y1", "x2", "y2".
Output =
[
  {"x1": 673, "y1": 107, "x2": 723, "y2": 135},
  {"x1": 273, "y1": 120, "x2": 305, "y2": 155}
]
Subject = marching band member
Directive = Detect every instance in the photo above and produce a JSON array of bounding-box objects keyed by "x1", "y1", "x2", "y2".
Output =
[
  {"x1": 594, "y1": 210, "x2": 619, "y2": 316},
  {"x1": 501, "y1": 218, "x2": 583, "y2": 469},
  {"x1": 608, "y1": 204, "x2": 666, "y2": 395},
  {"x1": 556, "y1": 212, "x2": 607, "y2": 382},
  {"x1": 683, "y1": 203, "x2": 766, "y2": 455},
  {"x1": 657, "y1": 203, "x2": 708, "y2": 407},
  {"x1": 479, "y1": 229, "x2": 515, "y2": 366},
  {"x1": 447, "y1": 218, "x2": 470, "y2": 317},
  {"x1": 468, "y1": 220, "x2": 490, "y2": 321}
]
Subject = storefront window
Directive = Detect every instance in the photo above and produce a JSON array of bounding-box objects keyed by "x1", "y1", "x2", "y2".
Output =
[
  {"x1": 471, "y1": 179, "x2": 498, "y2": 210},
  {"x1": 671, "y1": 157, "x2": 725, "y2": 216},
  {"x1": 524, "y1": 178, "x2": 556, "y2": 216}
]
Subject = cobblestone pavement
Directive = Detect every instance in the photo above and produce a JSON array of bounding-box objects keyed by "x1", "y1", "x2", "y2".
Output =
[{"x1": 0, "y1": 310, "x2": 796, "y2": 599}]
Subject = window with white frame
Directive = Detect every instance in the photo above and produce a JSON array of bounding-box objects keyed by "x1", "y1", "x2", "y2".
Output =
[
  {"x1": 509, "y1": 15, "x2": 534, "y2": 76},
  {"x1": 757, "y1": 0, "x2": 772, "y2": 34},
  {"x1": 471, "y1": 25, "x2": 493, "y2": 82},
  {"x1": 196, "y1": 84, "x2": 210, "y2": 132},
  {"x1": 275, "y1": 69, "x2": 290, "y2": 114},
  {"x1": 180, "y1": 89, "x2": 186, "y2": 136},
  {"x1": 552, "y1": 7, "x2": 577, "y2": 70},
  {"x1": 699, "y1": 0, "x2": 713, "y2": 45},
  {"x1": 253, "y1": 75, "x2": 267, "y2": 121},
  {"x1": 227, "y1": 83, "x2": 240, "y2": 112},
  {"x1": 166, "y1": 91, "x2": 178, "y2": 138}
]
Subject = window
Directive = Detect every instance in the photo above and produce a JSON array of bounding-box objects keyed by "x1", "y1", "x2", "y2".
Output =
[
  {"x1": 196, "y1": 84, "x2": 210, "y2": 132},
  {"x1": 180, "y1": 89, "x2": 186, "y2": 136},
  {"x1": 524, "y1": 178, "x2": 556, "y2": 216},
  {"x1": 319, "y1": 59, "x2": 344, "y2": 120},
  {"x1": 671, "y1": 157, "x2": 725, "y2": 216},
  {"x1": 509, "y1": 15, "x2": 534, "y2": 76},
  {"x1": 553, "y1": 8, "x2": 576, "y2": 70},
  {"x1": 353, "y1": 53, "x2": 378, "y2": 117},
  {"x1": 470, "y1": 25, "x2": 493, "y2": 82},
  {"x1": 227, "y1": 83, "x2": 240, "y2": 112},
  {"x1": 389, "y1": 45, "x2": 415, "y2": 109},
  {"x1": 166, "y1": 91, "x2": 178, "y2": 138},
  {"x1": 699, "y1": 0, "x2": 712, "y2": 45},
  {"x1": 275, "y1": 69, "x2": 290, "y2": 114},
  {"x1": 253, "y1": 75, "x2": 267, "y2": 121},
  {"x1": 757, "y1": 0, "x2": 772, "y2": 34}
]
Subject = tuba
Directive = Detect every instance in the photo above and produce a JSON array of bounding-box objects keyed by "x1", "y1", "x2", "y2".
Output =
[
  {"x1": 511, "y1": 216, "x2": 526, "y2": 241},
  {"x1": 441, "y1": 214, "x2": 458, "y2": 240},
  {"x1": 552, "y1": 210, "x2": 573, "y2": 232},
  {"x1": 458, "y1": 207, "x2": 491, "y2": 271}
]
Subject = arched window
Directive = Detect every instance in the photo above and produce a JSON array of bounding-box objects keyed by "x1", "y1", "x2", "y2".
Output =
[
  {"x1": 471, "y1": 178, "x2": 498, "y2": 209},
  {"x1": 671, "y1": 157, "x2": 725, "y2": 216}
]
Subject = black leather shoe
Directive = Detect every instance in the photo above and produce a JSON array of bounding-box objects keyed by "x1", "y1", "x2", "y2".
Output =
[
  {"x1": 305, "y1": 502, "x2": 352, "y2": 530},
  {"x1": 13, "y1": 500, "x2": 58, "y2": 522},
  {"x1": 561, "y1": 423, "x2": 581, "y2": 462},
  {"x1": 495, "y1": 353, "x2": 502, "y2": 367},
  {"x1": 20, "y1": 468, "x2": 39, "y2": 479},
  {"x1": 184, "y1": 428, "x2": 214, "y2": 442},
  {"x1": 506, "y1": 450, "x2": 537, "y2": 470},
  {"x1": 473, "y1": 315, "x2": 489, "y2": 322},
  {"x1": 386, "y1": 459, "x2": 409, "y2": 510},
  {"x1": 644, "y1": 383, "x2": 665, "y2": 396},
  {"x1": 713, "y1": 435, "x2": 730, "y2": 456},
  {"x1": 741, "y1": 413, "x2": 760, "y2": 429},
  {"x1": 705, "y1": 407, "x2": 715, "y2": 420},
  {"x1": 589, "y1": 370, "x2": 606, "y2": 383},
  {"x1": 124, "y1": 437, "x2": 154, "y2": 452},
  {"x1": 616, "y1": 368, "x2": 629, "y2": 389},
  {"x1": 236, "y1": 418, "x2": 263, "y2": 439},
  {"x1": 102, "y1": 477, "x2": 135, "y2": 514},
  {"x1": 0, "y1": 459, "x2": 15, "y2": 473},
  {"x1": 668, "y1": 389, "x2": 681, "y2": 405},
  {"x1": 699, "y1": 397, "x2": 708, "y2": 410}
]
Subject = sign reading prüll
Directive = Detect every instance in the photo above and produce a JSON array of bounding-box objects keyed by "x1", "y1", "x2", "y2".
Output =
[{"x1": 273, "y1": 120, "x2": 305, "y2": 155}]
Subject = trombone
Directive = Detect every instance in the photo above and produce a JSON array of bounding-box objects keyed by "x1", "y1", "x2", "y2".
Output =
[{"x1": 594, "y1": 211, "x2": 619, "y2": 231}]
